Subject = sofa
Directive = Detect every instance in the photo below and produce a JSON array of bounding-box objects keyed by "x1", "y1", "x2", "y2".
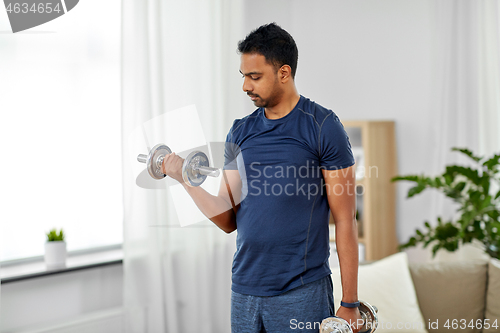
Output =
[
  {"x1": 330, "y1": 252, "x2": 500, "y2": 333},
  {"x1": 409, "y1": 258, "x2": 500, "y2": 333}
]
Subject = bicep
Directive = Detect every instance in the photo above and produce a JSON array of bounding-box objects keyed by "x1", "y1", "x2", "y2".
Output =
[
  {"x1": 322, "y1": 166, "x2": 356, "y2": 223},
  {"x1": 218, "y1": 169, "x2": 242, "y2": 212}
]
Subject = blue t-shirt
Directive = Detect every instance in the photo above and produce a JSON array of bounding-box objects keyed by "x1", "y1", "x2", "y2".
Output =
[{"x1": 224, "y1": 95, "x2": 354, "y2": 296}]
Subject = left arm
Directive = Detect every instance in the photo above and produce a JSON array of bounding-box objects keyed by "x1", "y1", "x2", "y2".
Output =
[{"x1": 322, "y1": 165, "x2": 361, "y2": 332}]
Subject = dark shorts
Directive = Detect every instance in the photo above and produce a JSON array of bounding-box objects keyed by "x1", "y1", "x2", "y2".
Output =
[{"x1": 231, "y1": 275, "x2": 335, "y2": 333}]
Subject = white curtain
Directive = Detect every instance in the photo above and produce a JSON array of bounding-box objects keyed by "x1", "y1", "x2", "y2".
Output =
[
  {"x1": 121, "y1": 1, "x2": 245, "y2": 332},
  {"x1": 431, "y1": 0, "x2": 500, "y2": 165},
  {"x1": 416, "y1": 0, "x2": 500, "y2": 261},
  {"x1": 477, "y1": 0, "x2": 500, "y2": 157}
]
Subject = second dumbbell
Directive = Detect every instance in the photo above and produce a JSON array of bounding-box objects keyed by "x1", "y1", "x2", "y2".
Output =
[{"x1": 320, "y1": 300, "x2": 378, "y2": 333}]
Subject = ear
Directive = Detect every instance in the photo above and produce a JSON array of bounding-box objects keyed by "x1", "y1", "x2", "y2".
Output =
[{"x1": 279, "y1": 65, "x2": 292, "y2": 83}]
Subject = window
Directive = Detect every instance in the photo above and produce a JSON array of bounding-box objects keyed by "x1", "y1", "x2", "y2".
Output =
[{"x1": 0, "y1": 0, "x2": 122, "y2": 261}]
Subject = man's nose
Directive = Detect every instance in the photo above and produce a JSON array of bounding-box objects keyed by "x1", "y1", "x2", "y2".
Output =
[{"x1": 242, "y1": 77, "x2": 252, "y2": 92}]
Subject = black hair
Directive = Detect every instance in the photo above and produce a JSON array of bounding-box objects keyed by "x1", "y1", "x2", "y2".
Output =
[{"x1": 237, "y1": 22, "x2": 298, "y2": 79}]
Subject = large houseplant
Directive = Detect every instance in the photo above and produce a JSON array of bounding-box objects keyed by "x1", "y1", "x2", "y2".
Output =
[
  {"x1": 44, "y1": 228, "x2": 67, "y2": 268},
  {"x1": 392, "y1": 148, "x2": 500, "y2": 259}
]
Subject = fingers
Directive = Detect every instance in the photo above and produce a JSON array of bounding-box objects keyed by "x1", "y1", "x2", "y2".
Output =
[{"x1": 161, "y1": 152, "x2": 184, "y2": 183}]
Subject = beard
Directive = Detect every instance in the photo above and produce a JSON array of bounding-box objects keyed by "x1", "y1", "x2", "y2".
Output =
[
  {"x1": 249, "y1": 94, "x2": 266, "y2": 108},
  {"x1": 248, "y1": 77, "x2": 284, "y2": 108}
]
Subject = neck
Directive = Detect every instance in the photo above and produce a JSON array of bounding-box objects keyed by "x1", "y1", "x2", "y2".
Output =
[{"x1": 264, "y1": 89, "x2": 301, "y2": 120}]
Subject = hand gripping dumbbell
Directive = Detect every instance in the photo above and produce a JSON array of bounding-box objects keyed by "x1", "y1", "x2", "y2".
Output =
[
  {"x1": 320, "y1": 301, "x2": 378, "y2": 333},
  {"x1": 137, "y1": 143, "x2": 220, "y2": 186}
]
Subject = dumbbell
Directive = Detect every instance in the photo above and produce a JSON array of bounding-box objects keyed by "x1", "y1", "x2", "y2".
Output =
[
  {"x1": 137, "y1": 143, "x2": 220, "y2": 186},
  {"x1": 320, "y1": 301, "x2": 378, "y2": 333}
]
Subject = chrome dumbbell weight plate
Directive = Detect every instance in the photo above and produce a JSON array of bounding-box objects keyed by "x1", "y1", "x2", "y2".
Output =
[
  {"x1": 137, "y1": 144, "x2": 172, "y2": 180},
  {"x1": 358, "y1": 300, "x2": 378, "y2": 333},
  {"x1": 320, "y1": 317, "x2": 352, "y2": 333},
  {"x1": 182, "y1": 151, "x2": 220, "y2": 187}
]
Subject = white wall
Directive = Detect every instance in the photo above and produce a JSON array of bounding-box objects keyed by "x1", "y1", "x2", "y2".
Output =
[
  {"x1": 0, "y1": 265, "x2": 123, "y2": 332},
  {"x1": 242, "y1": 0, "x2": 442, "y2": 256}
]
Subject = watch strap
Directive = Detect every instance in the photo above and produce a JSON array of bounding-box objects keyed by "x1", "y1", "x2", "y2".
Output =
[{"x1": 340, "y1": 301, "x2": 361, "y2": 308}]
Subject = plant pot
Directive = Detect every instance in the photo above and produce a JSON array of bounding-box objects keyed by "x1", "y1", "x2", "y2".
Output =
[{"x1": 44, "y1": 241, "x2": 67, "y2": 268}]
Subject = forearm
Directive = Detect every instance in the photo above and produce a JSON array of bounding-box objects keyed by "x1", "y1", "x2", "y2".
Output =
[
  {"x1": 335, "y1": 218, "x2": 359, "y2": 303},
  {"x1": 181, "y1": 182, "x2": 237, "y2": 233}
]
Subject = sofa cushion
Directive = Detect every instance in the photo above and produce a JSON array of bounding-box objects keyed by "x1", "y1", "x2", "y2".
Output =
[
  {"x1": 409, "y1": 260, "x2": 487, "y2": 333},
  {"x1": 331, "y1": 252, "x2": 428, "y2": 332},
  {"x1": 484, "y1": 258, "x2": 500, "y2": 332}
]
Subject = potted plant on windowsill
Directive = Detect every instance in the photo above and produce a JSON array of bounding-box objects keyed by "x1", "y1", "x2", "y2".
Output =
[{"x1": 44, "y1": 228, "x2": 67, "y2": 268}]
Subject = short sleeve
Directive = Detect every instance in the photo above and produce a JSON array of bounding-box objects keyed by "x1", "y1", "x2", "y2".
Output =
[
  {"x1": 223, "y1": 122, "x2": 241, "y2": 170},
  {"x1": 319, "y1": 114, "x2": 355, "y2": 170}
]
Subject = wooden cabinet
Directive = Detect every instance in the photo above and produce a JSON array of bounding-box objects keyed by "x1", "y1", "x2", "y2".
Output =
[{"x1": 329, "y1": 120, "x2": 398, "y2": 261}]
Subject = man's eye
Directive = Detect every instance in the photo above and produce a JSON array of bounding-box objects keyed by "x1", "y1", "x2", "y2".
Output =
[{"x1": 251, "y1": 77, "x2": 260, "y2": 80}]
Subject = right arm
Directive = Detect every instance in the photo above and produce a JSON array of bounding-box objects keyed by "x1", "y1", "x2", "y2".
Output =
[{"x1": 162, "y1": 152, "x2": 241, "y2": 233}]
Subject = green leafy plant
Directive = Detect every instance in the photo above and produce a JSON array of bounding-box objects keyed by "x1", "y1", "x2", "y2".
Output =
[
  {"x1": 392, "y1": 148, "x2": 500, "y2": 259},
  {"x1": 46, "y1": 228, "x2": 65, "y2": 242}
]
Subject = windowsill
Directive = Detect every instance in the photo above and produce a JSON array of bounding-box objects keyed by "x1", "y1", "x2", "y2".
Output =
[{"x1": 0, "y1": 245, "x2": 123, "y2": 284}]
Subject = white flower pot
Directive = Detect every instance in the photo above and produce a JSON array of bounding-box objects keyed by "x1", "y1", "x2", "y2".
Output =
[{"x1": 44, "y1": 241, "x2": 67, "y2": 268}]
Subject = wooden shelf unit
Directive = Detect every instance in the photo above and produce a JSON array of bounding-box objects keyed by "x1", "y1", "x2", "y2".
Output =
[{"x1": 329, "y1": 120, "x2": 398, "y2": 261}]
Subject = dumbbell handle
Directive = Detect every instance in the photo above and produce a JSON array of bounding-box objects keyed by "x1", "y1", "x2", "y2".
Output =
[
  {"x1": 137, "y1": 154, "x2": 220, "y2": 177},
  {"x1": 192, "y1": 164, "x2": 220, "y2": 177},
  {"x1": 137, "y1": 154, "x2": 148, "y2": 163}
]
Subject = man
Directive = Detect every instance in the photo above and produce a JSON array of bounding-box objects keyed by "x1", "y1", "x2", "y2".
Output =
[{"x1": 162, "y1": 23, "x2": 361, "y2": 333}]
